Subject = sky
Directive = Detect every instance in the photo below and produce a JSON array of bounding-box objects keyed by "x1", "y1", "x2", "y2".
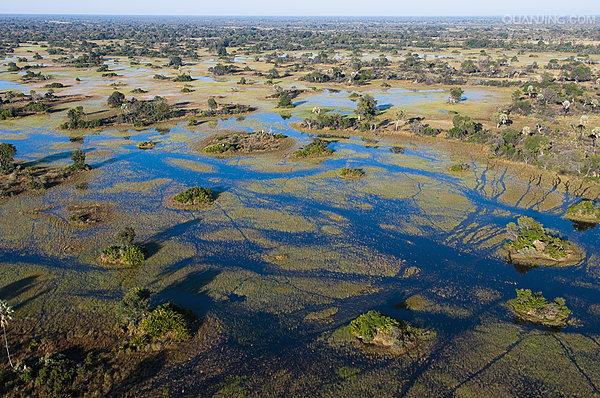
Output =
[{"x1": 0, "y1": 0, "x2": 597, "y2": 16}]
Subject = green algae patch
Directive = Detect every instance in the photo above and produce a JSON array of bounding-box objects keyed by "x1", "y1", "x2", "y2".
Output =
[
  {"x1": 166, "y1": 158, "x2": 214, "y2": 173},
  {"x1": 501, "y1": 216, "x2": 584, "y2": 267},
  {"x1": 102, "y1": 177, "x2": 171, "y2": 194},
  {"x1": 329, "y1": 311, "x2": 436, "y2": 356},
  {"x1": 203, "y1": 270, "x2": 376, "y2": 315},
  {"x1": 263, "y1": 244, "x2": 403, "y2": 277},
  {"x1": 402, "y1": 294, "x2": 472, "y2": 318},
  {"x1": 507, "y1": 289, "x2": 571, "y2": 327},
  {"x1": 565, "y1": 200, "x2": 600, "y2": 224}
]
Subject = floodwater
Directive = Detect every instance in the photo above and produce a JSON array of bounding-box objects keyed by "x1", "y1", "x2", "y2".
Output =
[{"x1": 0, "y1": 87, "x2": 599, "y2": 395}]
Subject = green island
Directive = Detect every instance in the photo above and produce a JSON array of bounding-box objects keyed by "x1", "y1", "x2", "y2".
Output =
[
  {"x1": 502, "y1": 216, "x2": 585, "y2": 267},
  {"x1": 565, "y1": 200, "x2": 600, "y2": 224},
  {"x1": 329, "y1": 311, "x2": 436, "y2": 355},
  {"x1": 200, "y1": 130, "x2": 292, "y2": 156},
  {"x1": 507, "y1": 289, "x2": 572, "y2": 327}
]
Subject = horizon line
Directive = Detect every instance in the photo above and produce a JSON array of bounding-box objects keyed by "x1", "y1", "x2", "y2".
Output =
[{"x1": 1, "y1": 13, "x2": 598, "y2": 17}]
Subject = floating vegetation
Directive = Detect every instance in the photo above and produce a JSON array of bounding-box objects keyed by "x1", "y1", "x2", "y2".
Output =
[
  {"x1": 507, "y1": 289, "x2": 571, "y2": 327},
  {"x1": 502, "y1": 217, "x2": 584, "y2": 267},
  {"x1": 329, "y1": 311, "x2": 435, "y2": 355},
  {"x1": 565, "y1": 200, "x2": 600, "y2": 224}
]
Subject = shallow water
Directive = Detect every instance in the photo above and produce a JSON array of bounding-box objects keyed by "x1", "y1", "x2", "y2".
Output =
[{"x1": 0, "y1": 90, "x2": 598, "y2": 394}]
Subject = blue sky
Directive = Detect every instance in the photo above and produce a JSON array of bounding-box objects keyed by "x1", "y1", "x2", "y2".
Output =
[{"x1": 0, "y1": 0, "x2": 597, "y2": 16}]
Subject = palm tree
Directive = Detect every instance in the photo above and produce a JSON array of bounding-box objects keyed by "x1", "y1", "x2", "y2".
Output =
[{"x1": 0, "y1": 300, "x2": 14, "y2": 368}]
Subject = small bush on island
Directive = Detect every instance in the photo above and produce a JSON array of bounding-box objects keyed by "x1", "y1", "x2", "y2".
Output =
[
  {"x1": 173, "y1": 187, "x2": 215, "y2": 206},
  {"x1": 507, "y1": 289, "x2": 571, "y2": 327},
  {"x1": 173, "y1": 74, "x2": 194, "y2": 82},
  {"x1": 293, "y1": 139, "x2": 334, "y2": 158},
  {"x1": 448, "y1": 163, "x2": 471, "y2": 172},
  {"x1": 139, "y1": 304, "x2": 191, "y2": 341},
  {"x1": 100, "y1": 227, "x2": 145, "y2": 267},
  {"x1": 68, "y1": 149, "x2": 89, "y2": 171},
  {"x1": 107, "y1": 91, "x2": 125, "y2": 108},
  {"x1": 137, "y1": 141, "x2": 156, "y2": 150},
  {"x1": 201, "y1": 131, "x2": 290, "y2": 155},
  {"x1": 330, "y1": 311, "x2": 435, "y2": 355},
  {"x1": 503, "y1": 216, "x2": 584, "y2": 267},
  {"x1": 339, "y1": 168, "x2": 366, "y2": 179},
  {"x1": 565, "y1": 200, "x2": 600, "y2": 224}
]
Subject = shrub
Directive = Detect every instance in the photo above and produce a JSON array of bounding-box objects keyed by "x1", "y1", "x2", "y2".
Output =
[
  {"x1": 349, "y1": 311, "x2": 399, "y2": 342},
  {"x1": 118, "y1": 287, "x2": 151, "y2": 324},
  {"x1": 0, "y1": 143, "x2": 17, "y2": 174},
  {"x1": 107, "y1": 91, "x2": 125, "y2": 108},
  {"x1": 173, "y1": 187, "x2": 215, "y2": 205},
  {"x1": 507, "y1": 289, "x2": 571, "y2": 326},
  {"x1": 139, "y1": 305, "x2": 190, "y2": 341},
  {"x1": 70, "y1": 149, "x2": 87, "y2": 170},
  {"x1": 339, "y1": 168, "x2": 366, "y2": 179},
  {"x1": 293, "y1": 139, "x2": 334, "y2": 158},
  {"x1": 35, "y1": 354, "x2": 76, "y2": 397}
]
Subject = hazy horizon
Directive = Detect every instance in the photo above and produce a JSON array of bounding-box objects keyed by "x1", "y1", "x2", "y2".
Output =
[{"x1": 0, "y1": 0, "x2": 597, "y2": 17}]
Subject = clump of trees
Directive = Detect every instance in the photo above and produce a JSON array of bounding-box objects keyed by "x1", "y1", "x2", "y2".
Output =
[
  {"x1": 99, "y1": 227, "x2": 145, "y2": 267},
  {"x1": 0, "y1": 143, "x2": 17, "y2": 174}
]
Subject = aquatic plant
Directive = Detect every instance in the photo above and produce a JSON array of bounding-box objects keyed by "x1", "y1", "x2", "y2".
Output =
[
  {"x1": 507, "y1": 289, "x2": 571, "y2": 327},
  {"x1": 565, "y1": 200, "x2": 600, "y2": 224},
  {"x1": 293, "y1": 139, "x2": 334, "y2": 158},
  {"x1": 173, "y1": 187, "x2": 215, "y2": 206}
]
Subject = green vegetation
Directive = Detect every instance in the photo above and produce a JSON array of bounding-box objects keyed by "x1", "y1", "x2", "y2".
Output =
[
  {"x1": 331, "y1": 311, "x2": 436, "y2": 354},
  {"x1": 137, "y1": 141, "x2": 156, "y2": 150},
  {"x1": 107, "y1": 91, "x2": 125, "y2": 108},
  {"x1": 449, "y1": 163, "x2": 471, "y2": 172},
  {"x1": 565, "y1": 200, "x2": 600, "y2": 224},
  {"x1": 293, "y1": 139, "x2": 334, "y2": 158},
  {"x1": 61, "y1": 106, "x2": 101, "y2": 129},
  {"x1": 100, "y1": 227, "x2": 145, "y2": 267},
  {"x1": 447, "y1": 114, "x2": 487, "y2": 142},
  {"x1": 68, "y1": 149, "x2": 89, "y2": 171},
  {"x1": 449, "y1": 87, "x2": 464, "y2": 103},
  {"x1": 507, "y1": 289, "x2": 571, "y2": 327},
  {"x1": 339, "y1": 168, "x2": 366, "y2": 179},
  {"x1": 0, "y1": 143, "x2": 17, "y2": 174},
  {"x1": 349, "y1": 311, "x2": 400, "y2": 342},
  {"x1": 504, "y1": 217, "x2": 583, "y2": 266},
  {"x1": 201, "y1": 131, "x2": 290, "y2": 155},
  {"x1": 173, "y1": 187, "x2": 215, "y2": 206},
  {"x1": 173, "y1": 74, "x2": 194, "y2": 82},
  {"x1": 139, "y1": 305, "x2": 191, "y2": 341}
]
